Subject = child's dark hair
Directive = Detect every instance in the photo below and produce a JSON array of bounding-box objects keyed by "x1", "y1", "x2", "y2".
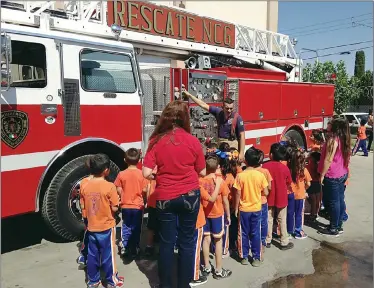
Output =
[
  {"x1": 207, "y1": 142, "x2": 218, "y2": 150},
  {"x1": 206, "y1": 155, "x2": 220, "y2": 174},
  {"x1": 289, "y1": 149, "x2": 306, "y2": 183},
  {"x1": 89, "y1": 154, "x2": 110, "y2": 176},
  {"x1": 270, "y1": 143, "x2": 287, "y2": 162},
  {"x1": 125, "y1": 148, "x2": 141, "y2": 165},
  {"x1": 311, "y1": 129, "x2": 324, "y2": 144},
  {"x1": 309, "y1": 151, "x2": 321, "y2": 164},
  {"x1": 245, "y1": 147, "x2": 264, "y2": 168},
  {"x1": 360, "y1": 118, "x2": 368, "y2": 126},
  {"x1": 219, "y1": 142, "x2": 230, "y2": 152}
]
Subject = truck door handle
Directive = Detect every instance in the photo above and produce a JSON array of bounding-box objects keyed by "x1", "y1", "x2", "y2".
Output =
[
  {"x1": 41, "y1": 104, "x2": 57, "y2": 115},
  {"x1": 103, "y1": 92, "x2": 117, "y2": 98}
]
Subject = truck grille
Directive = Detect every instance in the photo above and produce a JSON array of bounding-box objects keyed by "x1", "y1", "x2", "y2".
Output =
[{"x1": 62, "y1": 79, "x2": 81, "y2": 136}]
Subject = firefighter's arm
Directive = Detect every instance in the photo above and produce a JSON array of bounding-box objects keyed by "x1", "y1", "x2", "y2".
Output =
[
  {"x1": 182, "y1": 90, "x2": 209, "y2": 111},
  {"x1": 239, "y1": 132, "x2": 245, "y2": 156}
]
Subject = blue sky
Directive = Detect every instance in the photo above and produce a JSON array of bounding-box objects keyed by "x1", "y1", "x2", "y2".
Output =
[{"x1": 278, "y1": 1, "x2": 373, "y2": 75}]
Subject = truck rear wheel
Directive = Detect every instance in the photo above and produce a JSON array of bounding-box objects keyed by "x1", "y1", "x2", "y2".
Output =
[
  {"x1": 284, "y1": 129, "x2": 305, "y2": 150},
  {"x1": 41, "y1": 155, "x2": 120, "y2": 241}
]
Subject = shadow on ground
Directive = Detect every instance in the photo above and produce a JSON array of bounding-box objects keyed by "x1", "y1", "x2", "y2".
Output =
[{"x1": 1, "y1": 213, "x2": 67, "y2": 254}]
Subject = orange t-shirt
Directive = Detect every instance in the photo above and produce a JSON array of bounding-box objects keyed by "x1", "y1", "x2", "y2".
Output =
[
  {"x1": 147, "y1": 179, "x2": 157, "y2": 208},
  {"x1": 80, "y1": 178, "x2": 119, "y2": 232},
  {"x1": 196, "y1": 202, "x2": 206, "y2": 229},
  {"x1": 291, "y1": 168, "x2": 312, "y2": 200},
  {"x1": 311, "y1": 143, "x2": 321, "y2": 152},
  {"x1": 200, "y1": 177, "x2": 229, "y2": 218},
  {"x1": 80, "y1": 176, "x2": 93, "y2": 219},
  {"x1": 255, "y1": 167, "x2": 273, "y2": 204},
  {"x1": 358, "y1": 126, "x2": 367, "y2": 140},
  {"x1": 233, "y1": 169, "x2": 268, "y2": 212},
  {"x1": 224, "y1": 173, "x2": 235, "y2": 207},
  {"x1": 114, "y1": 168, "x2": 148, "y2": 209}
]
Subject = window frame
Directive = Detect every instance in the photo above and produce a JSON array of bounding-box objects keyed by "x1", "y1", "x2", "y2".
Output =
[
  {"x1": 7, "y1": 40, "x2": 47, "y2": 88},
  {"x1": 79, "y1": 48, "x2": 137, "y2": 94}
]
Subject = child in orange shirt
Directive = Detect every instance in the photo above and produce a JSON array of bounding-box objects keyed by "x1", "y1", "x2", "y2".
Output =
[
  {"x1": 200, "y1": 155, "x2": 232, "y2": 280},
  {"x1": 234, "y1": 148, "x2": 269, "y2": 267},
  {"x1": 352, "y1": 118, "x2": 369, "y2": 156},
  {"x1": 114, "y1": 148, "x2": 148, "y2": 257},
  {"x1": 79, "y1": 154, "x2": 124, "y2": 288},
  {"x1": 190, "y1": 176, "x2": 224, "y2": 286},
  {"x1": 287, "y1": 149, "x2": 312, "y2": 239},
  {"x1": 310, "y1": 129, "x2": 324, "y2": 152},
  {"x1": 144, "y1": 167, "x2": 158, "y2": 258}
]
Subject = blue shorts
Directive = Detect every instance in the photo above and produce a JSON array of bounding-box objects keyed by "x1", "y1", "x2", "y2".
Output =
[{"x1": 203, "y1": 215, "x2": 224, "y2": 238}]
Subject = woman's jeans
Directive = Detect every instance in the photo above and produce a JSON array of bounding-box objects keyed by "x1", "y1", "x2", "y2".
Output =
[
  {"x1": 323, "y1": 174, "x2": 348, "y2": 231},
  {"x1": 156, "y1": 189, "x2": 200, "y2": 288}
]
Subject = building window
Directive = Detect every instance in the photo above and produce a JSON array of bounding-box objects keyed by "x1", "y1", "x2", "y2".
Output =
[
  {"x1": 2, "y1": 41, "x2": 47, "y2": 88},
  {"x1": 80, "y1": 49, "x2": 136, "y2": 93}
]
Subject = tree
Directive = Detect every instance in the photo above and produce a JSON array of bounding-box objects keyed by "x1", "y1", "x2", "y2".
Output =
[
  {"x1": 356, "y1": 70, "x2": 373, "y2": 106},
  {"x1": 354, "y1": 51, "x2": 365, "y2": 78},
  {"x1": 302, "y1": 60, "x2": 359, "y2": 114}
]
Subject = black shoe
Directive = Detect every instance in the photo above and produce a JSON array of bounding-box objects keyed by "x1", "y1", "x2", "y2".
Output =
[
  {"x1": 266, "y1": 243, "x2": 271, "y2": 248},
  {"x1": 280, "y1": 242, "x2": 294, "y2": 251},
  {"x1": 212, "y1": 268, "x2": 232, "y2": 280},
  {"x1": 190, "y1": 275, "x2": 208, "y2": 286},
  {"x1": 318, "y1": 228, "x2": 339, "y2": 237},
  {"x1": 201, "y1": 266, "x2": 212, "y2": 277},
  {"x1": 144, "y1": 246, "x2": 154, "y2": 257},
  {"x1": 337, "y1": 227, "x2": 344, "y2": 234}
]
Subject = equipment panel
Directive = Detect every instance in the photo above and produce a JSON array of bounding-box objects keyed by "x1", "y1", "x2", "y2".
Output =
[
  {"x1": 190, "y1": 106, "x2": 218, "y2": 151},
  {"x1": 187, "y1": 71, "x2": 227, "y2": 104}
]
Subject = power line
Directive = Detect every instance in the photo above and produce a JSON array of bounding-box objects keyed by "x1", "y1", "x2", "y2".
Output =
[
  {"x1": 280, "y1": 12, "x2": 372, "y2": 33},
  {"x1": 289, "y1": 18, "x2": 372, "y2": 36},
  {"x1": 292, "y1": 21, "x2": 373, "y2": 38},
  {"x1": 303, "y1": 45, "x2": 373, "y2": 60},
  {"x1": 308, "y1": 40, "x2": 373, "y2": 52}
]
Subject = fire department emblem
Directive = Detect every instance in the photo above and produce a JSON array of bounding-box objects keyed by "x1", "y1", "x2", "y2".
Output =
[
  {"x1": 1, "y1": 110, "x2": 29, "y2": 149},
  {"x1": 89, "y1": 194, "x2": 101, "y2": 216}
]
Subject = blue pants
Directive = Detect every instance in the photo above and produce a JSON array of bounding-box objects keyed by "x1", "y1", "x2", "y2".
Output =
[
  {"x1": 121, "y1": 208, "x2": 143, "y2": 250},
  {"x1": 238, "y1": 211, "x2": 261, "y2": 260},
  {"x1": 80, "y1": 218, "x2": 89, "y2": 260},
  {"x1": 156, "y1": 190, "x2": 200, "y2": 288},
  {"x1": 294, "y1": 199, "x2": 304, "y2": 236},
  {"x1": 229, "y1": 212, "x2": 238, "y2": 251},
  {"x1": 323, "y1": 174, "x2": 348, "y2": 231},
  {"x1": 87, "y1": 227, "x2": 121, "y2": 286},
  {"x1": 287, "y1": 193, "x2": 295, "y2": 234},
  {"x1": 352, "y1": 139, "x2": 368, "y2": 155},
  {"x1": 260, "y1": 204, "x2": 268, "y2": 247}
]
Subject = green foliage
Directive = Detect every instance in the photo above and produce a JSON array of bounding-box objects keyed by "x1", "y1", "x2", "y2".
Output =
[
  {"x1": 354, "y1": 51, "x2": 365, "y2": 78},
  {"x1": 302, "y1": 60, "x2": 361, "y2": 114}
]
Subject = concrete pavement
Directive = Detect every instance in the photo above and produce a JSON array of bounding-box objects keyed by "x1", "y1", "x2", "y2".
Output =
[{"x1": 1, "y1": 153, "x2": 373, "y2": 288}]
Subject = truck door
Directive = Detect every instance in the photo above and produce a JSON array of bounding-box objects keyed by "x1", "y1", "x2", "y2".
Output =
[
  {"x1": 1, "y1": 34, "x2": 61, "y2": 217},
  {"x1": 59, "y1": 42, "x2": 142, "y2": 149}
]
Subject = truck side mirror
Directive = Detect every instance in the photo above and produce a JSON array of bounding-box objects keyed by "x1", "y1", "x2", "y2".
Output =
[{"x1": 1, "y1": 34, "x2": 13, "y2": 91}]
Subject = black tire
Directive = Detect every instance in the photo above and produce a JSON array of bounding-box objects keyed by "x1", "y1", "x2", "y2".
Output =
[
  {"x1": 284, "y1": 129, "x2": 305, "y2": 149},
  {"x1": 41, "y1": 155, "x2": 120, "y2": 241}
]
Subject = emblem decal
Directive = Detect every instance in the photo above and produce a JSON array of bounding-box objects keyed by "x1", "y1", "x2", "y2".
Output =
[{"x1": 1, "y1": 110, "x2": 29, "y2": 149}]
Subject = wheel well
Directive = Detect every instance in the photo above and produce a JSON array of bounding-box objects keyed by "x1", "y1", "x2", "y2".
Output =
[
  {"x1": 285, "y1": 126, "x2": 307, "y2": 148},
  {"x1": 37, "y1": 140, "x2": 127, "y2": 211}
]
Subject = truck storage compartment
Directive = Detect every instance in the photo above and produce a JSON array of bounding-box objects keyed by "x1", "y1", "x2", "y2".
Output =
[
  {"x1": 244, "y1": 121, "x2": 278, "y2": 155},
  {"x1": 280, "y1": 83, "x2": 311, "y2": 119},
  {"x1": 310, "y1": 84, "x2": 335, "y2": 117},
  {"x1": 238, "y1": 80, "x2": 281, "y2": 122}
]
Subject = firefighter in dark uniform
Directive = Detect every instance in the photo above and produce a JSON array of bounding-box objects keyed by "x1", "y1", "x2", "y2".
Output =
[{"x1": 183, "y1": 90, "x2": 245, "y2": 162}]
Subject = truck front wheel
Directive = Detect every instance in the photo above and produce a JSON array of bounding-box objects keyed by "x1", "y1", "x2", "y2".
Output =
[
  {"x1": 284, "y1": 129, "x2": 306, "y2": 150},
  {"x1": 41, "y1": 155, "x2": 120, "y2": 241}
]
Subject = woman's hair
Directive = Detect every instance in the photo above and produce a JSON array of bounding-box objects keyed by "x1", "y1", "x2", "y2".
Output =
[
  {"x1": 329, "y1": 118, "x2": 351, "y2": 168},
  {"x1": 147, "y1": 100, "x2": 191, "y2": 151},
  {"x1": 289, "y1": 149, "x2": 306, "y2": 183}
]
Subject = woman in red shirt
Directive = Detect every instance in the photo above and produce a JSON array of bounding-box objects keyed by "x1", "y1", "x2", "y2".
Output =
[{"x1": 142, "y1": 100, "x2": 206, "y2": 288}]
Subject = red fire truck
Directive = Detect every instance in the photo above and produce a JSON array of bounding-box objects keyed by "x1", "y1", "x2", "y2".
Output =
[{"x1": 1, "y1": 1, "x2": 334, "y2": 241}]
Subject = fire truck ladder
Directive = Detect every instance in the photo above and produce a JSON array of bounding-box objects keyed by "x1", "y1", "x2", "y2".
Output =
[{"x1": 1, "y1": 1, "x2": 301, "y2": 80}]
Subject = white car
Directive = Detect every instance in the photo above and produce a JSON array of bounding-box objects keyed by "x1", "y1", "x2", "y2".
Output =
[{"x1": 341, "y1": 112, "x2": 372, "y2": 134}]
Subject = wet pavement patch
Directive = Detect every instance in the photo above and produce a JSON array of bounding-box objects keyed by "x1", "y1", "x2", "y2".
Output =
[{"x1": 262, "y1": 241, "x2": 373, "y2": 288}]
